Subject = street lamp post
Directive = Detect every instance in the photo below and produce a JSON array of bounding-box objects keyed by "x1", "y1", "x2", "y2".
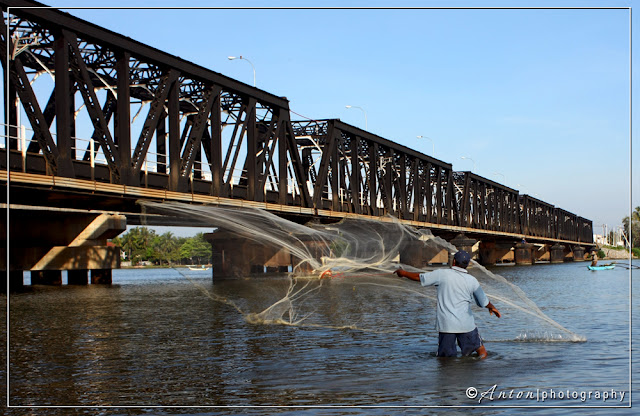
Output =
[
  {"x1": 228, "y1": 55, "x2": 256, "y2": 87},
  {"x1": 345, "y1": 105, "x2": 368, "y2": 130},
  {"x1": 460, "y1": 156, "x2": 476, "y2": 171},
  {"x1": 416, "y1": 135, "x2": 434, "y2": 157}
]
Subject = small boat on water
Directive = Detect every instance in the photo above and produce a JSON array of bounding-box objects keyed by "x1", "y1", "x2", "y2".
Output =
[
  {"x1": 588, "y1": 264, "x2": 615, "y2": 271},
  {"x1": 188, "y1": 266, "x2": 210, "y2": 271}
]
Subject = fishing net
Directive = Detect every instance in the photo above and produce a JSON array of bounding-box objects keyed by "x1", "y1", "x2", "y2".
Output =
[{"x1": 139, "y1": 200, "x2": 585, "y2": 342}]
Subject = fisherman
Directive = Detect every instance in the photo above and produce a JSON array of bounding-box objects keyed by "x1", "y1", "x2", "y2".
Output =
[
  {"x1": 394, "y1": 250, "x2": 501, "y2": 359},
  {"x1": 591, "y1": 250, "x2": 598, "y2": 267}
]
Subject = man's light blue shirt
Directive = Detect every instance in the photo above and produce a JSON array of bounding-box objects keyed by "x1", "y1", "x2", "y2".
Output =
[{"x1": 419, "y1": 266, "x2": 489, "y2": 333}]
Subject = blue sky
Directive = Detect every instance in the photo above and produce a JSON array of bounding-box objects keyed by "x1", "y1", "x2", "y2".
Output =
[{"x1": 18, "y1": 0, "x2": 637, "y2": 233}]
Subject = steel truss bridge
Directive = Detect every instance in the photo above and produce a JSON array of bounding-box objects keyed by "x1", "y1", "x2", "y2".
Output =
[{"x1": 1, "y1": 0, "x2": 593, "y2": 249}]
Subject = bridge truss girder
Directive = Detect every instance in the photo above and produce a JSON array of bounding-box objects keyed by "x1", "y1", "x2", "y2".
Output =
[
  {"x1": 0, "y1": 1, "x2": 312, "y2": 206},
  {"x1": 291, "y1": 119, "x2": 457, "y2": 225},
  {"x1": 0, "y1": 0, "x2": 593, "y2": 246}
]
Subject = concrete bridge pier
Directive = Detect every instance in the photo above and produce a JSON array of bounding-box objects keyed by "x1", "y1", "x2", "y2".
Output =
[
  {"x1": 2, "y1": 210, "x2": 125, "y2": 289},
  {"x1": 67, "y1": 269, "x2": 89, "y2": 285},
  {"x1": 400, "y1": 241, "x2": 447, "y2": 268},
  {"x1": 207, "y1": 231, "x2": 257, "y2": 277},
  {"x1": 10, "y1": 271, "x2": 25, "y2": 291},
  {"x1": 449, "y1": 234, "x2": 477, "y2": 258},
  {"x1": 2, "y1": 270, "x2": 25, "y2": 292},
  {"x1": 91, "y1": 269, "x2": 113, "y2": 284},
  {"x1": 550, "y1": 244, "x2": 566, "y2": 263},
  {"x1": 423, "y1": 243, "x2": 449, "y2": 266},
  {"x1": 478, "y1": 241, "x2": 515, "y2": 266},
  {"x1": 515, "y1": 243, "x2": 536, "y2": 265},
  {"x1": 31, "y1": 270, "x2": 62, "y2": 285},
  {"x1": 572, "y1": 246, "x2": 586, "y2": 262},
  {"x1": 206, "y1": 231, "x2": 297, "y2": 278},
  {"x1": 265, "y1": 248, "x2": 292, "y2": 274},
  {"x1": 291, "y1": 239, "x2": 326, "y2": 275},
  {"x1": 534, "y1": 245, "x2": 550, "y2": 262}
]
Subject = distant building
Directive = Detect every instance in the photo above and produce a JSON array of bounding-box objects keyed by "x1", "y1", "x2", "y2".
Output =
[
  {"x1": 593, "y1": 234, "x2": 607, "y2": 245},
  {"x1": 593, "y1": 232, "x2": 626, "y2": 247}
]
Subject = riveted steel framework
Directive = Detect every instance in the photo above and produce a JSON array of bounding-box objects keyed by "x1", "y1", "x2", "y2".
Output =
[
  {"x1": 452, "y1": 171, "x2": 520, "y2": 234},
  {"x1": 291, "y1": 119, "x2": 456, "y2": 225},
  {"x1": 0, "y1": 0, "x2": 593, "y2": 245}
]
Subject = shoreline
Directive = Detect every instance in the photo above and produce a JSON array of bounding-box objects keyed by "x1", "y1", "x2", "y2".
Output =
[
  {"x1": 120, "y1": 264, "x2": 213, "y2": 269},
  {"x1": 599, "y1": 247, "x2": 636, "y2": 260}
]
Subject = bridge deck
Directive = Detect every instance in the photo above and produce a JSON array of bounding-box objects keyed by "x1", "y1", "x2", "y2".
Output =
[{"x1": 3, "y1": 170, "x2": 593, "y2": 248}]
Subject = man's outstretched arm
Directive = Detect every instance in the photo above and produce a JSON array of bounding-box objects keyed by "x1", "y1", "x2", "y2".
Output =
[{"x1": 394, "y1": 268, "x2": 421, "y2": 282}]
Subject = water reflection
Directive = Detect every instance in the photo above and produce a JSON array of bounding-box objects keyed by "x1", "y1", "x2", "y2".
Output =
[{"x1": 2, "y1": 262, "x2": 635, "y2": 413}]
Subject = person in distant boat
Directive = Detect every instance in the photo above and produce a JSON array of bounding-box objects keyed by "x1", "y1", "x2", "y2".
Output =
[
  {"x1": 591, "y1": 250, "x2": 598, "y2": 267},
  {"x1": 394, "y1": 250, "x2": 501, "y2": 359}
]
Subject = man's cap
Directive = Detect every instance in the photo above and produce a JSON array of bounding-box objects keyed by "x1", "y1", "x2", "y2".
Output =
[{"x1": 453, "y1": 250, "x2": 471, "y2": 268}]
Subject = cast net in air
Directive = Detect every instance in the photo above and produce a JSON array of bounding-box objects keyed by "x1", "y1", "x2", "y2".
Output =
[{"x1": 139, "y1": 200, "x2": 585, "y2": 342}]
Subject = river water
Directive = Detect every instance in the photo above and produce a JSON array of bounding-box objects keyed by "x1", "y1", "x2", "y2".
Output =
[{"x1": 2, "y1": 260, "x2": 637, "y2": 415}]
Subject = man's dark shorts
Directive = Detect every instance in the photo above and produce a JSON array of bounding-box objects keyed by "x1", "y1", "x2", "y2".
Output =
[{"x1": 438, "y1": 327, "x2": 483, "y2": 357}]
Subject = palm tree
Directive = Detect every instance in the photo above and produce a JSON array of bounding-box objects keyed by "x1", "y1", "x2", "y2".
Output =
[
  {"x1": 113, "y1": 227, "x2": 157, "y2": 265},
  {"x1": 622, "y1": 206, "x2": 640, "y2": 248},
  {"x1": 151, "y1": 232, "x2": 179, "y2": 265}
]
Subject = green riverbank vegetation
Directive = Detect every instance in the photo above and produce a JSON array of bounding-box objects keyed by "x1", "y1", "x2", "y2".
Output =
[
  {"x1": 111, "y1": 227, "x2": 212, "y2": 267},
  {"x1": 622, "y1": 206, "x2": 640, "y2": 258}
]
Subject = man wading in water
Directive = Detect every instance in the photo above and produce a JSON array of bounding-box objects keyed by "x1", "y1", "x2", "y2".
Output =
[{"x1": 394, "y1": 250, "x2": 501, "y2": 359}]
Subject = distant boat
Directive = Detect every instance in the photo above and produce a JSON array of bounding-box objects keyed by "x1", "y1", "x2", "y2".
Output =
[
  {"x1": 188, "y1": 266, "x2": 210, "y2": 271},
  {"x1": 588, "y1": 264, "x2": 615, "y2": 271}
]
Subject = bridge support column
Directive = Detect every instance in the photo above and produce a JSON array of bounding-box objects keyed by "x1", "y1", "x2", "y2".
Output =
[
  {"x1": 534, "y1": 245, "x2": 550, "y2": 262},
  {"x1": 399, "y1": 241, "x2": 423, "y2": 268},
  {"x1": 206, "y1": 231, "x2": 294, "y2": 278},
  {"x1": 2, "y1": 209, "x2": 125, "y2": 286},
  {"x1": 550, "y1": 244, "x2": 566, "y2": 263},
  {"x1": 400, "y1": 241, "x2": 449, "y2": 267},
  {"x1": 478, "y1": 241, "x2": 514, "y2": 266},
  {"x1": 515, "y1": 243, "x2": 535, "y2": 265},
  {"x1": 400, "y1": 241, "x2": 424, "y2": 269},
  {"x1": 91, "y1": 269, "x2": 112, "y2": 284},
  {"x1": 31, "y1": 270, "x2": 62, "y2": 285},
  {"x1": 265, "y1": 248, "x2": 292, "y2": 273},
  {"x1": 293, "y1": 240, "x2": 325, "y2": 275},
  {"x1": 207, "y1": 233, "x2": 252, "y2": 278},
  {"x1": 1, "y1": 270, "x2": 25, "y2": 292},
  {"x1": 68, "y1": 269, "x2": 89, "y2": 285},
  {"x1": 572, "y1": 246, "x2": 586, "y2": 262},
  {"x1": 425, "y1": 245, "x2": 450, "y2": 265},
  {"x1": 449, "y1": 234, "x2": 477, "y2": 258}
]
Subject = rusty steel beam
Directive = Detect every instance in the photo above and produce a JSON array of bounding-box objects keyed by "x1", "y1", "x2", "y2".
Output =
[
  {"x1": 66, "y1": 29, "x2": 121, "y2": 181},
  {"x1": 0, "y1": 0, "x2": 593, "y2": 245},
  {"x1": 1, "y1": 0, "x2": 289, "y2": 108},
  {"x1": 131, "y1": 69, "x2": 179, "y2": 176},
  {"x1": 179, "y1": 84, "x2": 221, "y2": 180}
]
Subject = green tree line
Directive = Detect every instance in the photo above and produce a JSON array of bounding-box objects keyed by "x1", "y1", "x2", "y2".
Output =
[
  {"x1": 622, "y1": 206, "x2": 640, "y2": 257},
  {"x1": 112, "y1": 227, "x2": 211, "y2": 266}
]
